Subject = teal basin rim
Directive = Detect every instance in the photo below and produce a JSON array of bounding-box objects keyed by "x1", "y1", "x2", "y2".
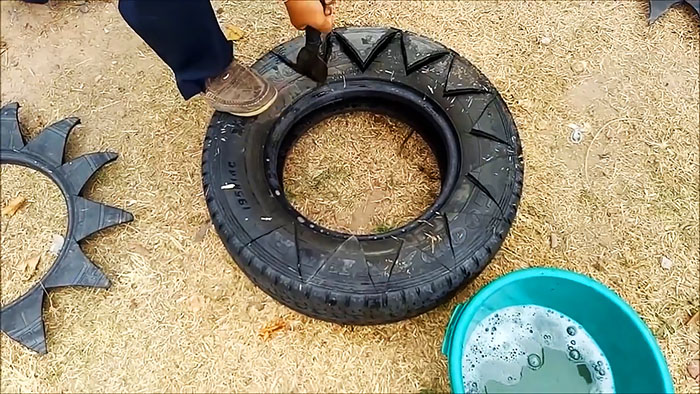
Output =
[{"x1": 443, "y1": 267, "x2": 673, "y2": 393}]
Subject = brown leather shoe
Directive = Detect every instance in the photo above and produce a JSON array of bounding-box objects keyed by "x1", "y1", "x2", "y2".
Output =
[{"x1": 203, "y1": 60, "x2": 278, "y2": 117}]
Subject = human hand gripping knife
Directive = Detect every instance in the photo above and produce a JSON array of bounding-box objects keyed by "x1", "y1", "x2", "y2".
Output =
[{"x1": 294, "y1": 1, "x2": 329, "y2": 83}]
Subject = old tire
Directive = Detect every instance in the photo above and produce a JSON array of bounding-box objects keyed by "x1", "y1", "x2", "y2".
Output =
[{"x1": 202, "y1": 27, "x2": 523, "y2": 324}]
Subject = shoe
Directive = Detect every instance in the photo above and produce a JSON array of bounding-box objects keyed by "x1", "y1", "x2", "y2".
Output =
[{"x1": 203, "y1": 60, "x2": 278, "y2": 117}]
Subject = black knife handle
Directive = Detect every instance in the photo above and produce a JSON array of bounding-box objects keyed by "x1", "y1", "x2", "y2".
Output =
[{"x1": 305, "y1": 26, "x2": 322, "y2": 48}]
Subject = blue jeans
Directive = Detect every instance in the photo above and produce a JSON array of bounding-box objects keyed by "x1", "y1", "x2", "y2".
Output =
[{"x1": 118, "y1": 0, "x2": 233, "y2": 99}]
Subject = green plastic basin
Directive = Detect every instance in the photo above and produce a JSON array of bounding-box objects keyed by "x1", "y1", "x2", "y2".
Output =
[{"x1": 442, "y1": 268, "x2": 673, "y2": 393}]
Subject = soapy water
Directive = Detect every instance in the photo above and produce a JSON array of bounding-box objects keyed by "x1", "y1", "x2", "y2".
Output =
[{"x1": 461, "y1": 305, "x2": 614, "y2": 393}]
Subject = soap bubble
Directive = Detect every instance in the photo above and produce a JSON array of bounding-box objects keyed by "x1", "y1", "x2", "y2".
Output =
[{"x1": 527, "y1": 353, "x2": 543, "y2": 369}]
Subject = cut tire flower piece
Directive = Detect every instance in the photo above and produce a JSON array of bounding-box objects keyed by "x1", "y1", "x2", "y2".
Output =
[
  {"x1": 0, "y1": 102, "x2": 133, "y2": 354},
  {"x1": 648, "y1": 0, "x2": 700, "y2": 23}
]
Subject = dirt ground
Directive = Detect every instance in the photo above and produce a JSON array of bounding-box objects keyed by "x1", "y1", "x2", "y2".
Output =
[
  {"x1": 1, "y1": 165, "x2": 67, "y2": 306},
  {"x1": 0, "y1": 0, "x2": 698, "y2": 392},
  {"x1": 284, "y1": 112, "x2": 440, "y2": 234}
]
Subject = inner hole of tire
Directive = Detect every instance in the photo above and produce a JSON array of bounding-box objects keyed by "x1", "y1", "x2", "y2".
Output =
[
  {"x1": 0, "y1": 164, "x2": 68, "y2": 307},
  {"x1": 282, "y1": 111, "x2": 441, "y2": 235}
]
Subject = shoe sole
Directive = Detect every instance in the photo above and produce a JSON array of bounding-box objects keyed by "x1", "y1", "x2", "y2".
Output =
[{"x1": 217, "y1": 89, "x2": 279, "y2": 117}]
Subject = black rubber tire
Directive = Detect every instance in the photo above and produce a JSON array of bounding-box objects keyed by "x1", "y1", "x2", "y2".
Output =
[{"x1": 202, "y1": 28, "x2": 523, "y2": 325}]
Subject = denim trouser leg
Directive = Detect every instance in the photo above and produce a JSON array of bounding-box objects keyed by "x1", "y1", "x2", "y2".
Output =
[{"x1": 118, "y1": 0, "x2": 233, "y2": 99}]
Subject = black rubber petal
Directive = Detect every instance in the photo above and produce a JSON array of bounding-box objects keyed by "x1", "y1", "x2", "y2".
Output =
[
  {"x1": 294, "y1": 225, "x2": 343, "y2": 281},
  {"x1": 22, "y1": 117, "x2": 80, "y2": 167},
  {"x1": 57, "y1": 152, "x2": 118, "y2": 195},
  {"x1": 0, "y1": 102, "x2": 25, "y2": 150},
  {"x1": 466, "y1": 158, "x2": 511, "y2": 212},
  {"x1": 444, "y1": 55, "x2": 491, "y2": 96},
  {"x1": 392, "y1": 239, "x2": 450, "y2": 281},
  {"x1": 392, "y1": 214, "x2": 456, "y2": 277},
  {"x1": 271, "y1": 35, "x2": 305, "y2": 68},
  {"x1": 471, "y1": 99, "x2": 513, "y2": 147},
  {"x1": 445, "y1": 197, "x2": 504, "y2": 264},
  {"x1": 248, "y1": 222, "x2": 301, "y2": 278},
  {"x1": 0, "y1": 290, "x2": 47, "y2": 354},
  {"x1": 71, "y1": 196, "x2": 133, "y2": 241},
  {"x1": 309, "y1": 236, "x2": 374, "y2": 287},
  {"x1": 648, "y1": 0, "x2": 700, "y2": 22},
  {"x1": 442, "y1": 173, "x2": 476, "y2": 219},
  {"x1": 42, "y1": 239, "x2": 110, "y2": 289},
  {"x1": 334, "y1": 27, "x2": 398, "y2": 71},
  {"x1": 401, "y1": 31, "x2": 449, "y2": 74},
  {"x1": 692, "y1": 0, "x2": 700, "y2": 13},
  {"x1": 360, "y1": 237, "x2": 402, "y2": 288}
]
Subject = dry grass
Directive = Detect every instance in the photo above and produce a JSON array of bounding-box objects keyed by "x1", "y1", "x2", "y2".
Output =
[
  {"x1": 0, "y1": 0, "x2": 697, "y2": 392},
  {"x1": 283, "y1": 112, "x2": 440, "y2": 234},
  {"x1": 0, "y1": 165, "x2": 67, "y2": 306}
]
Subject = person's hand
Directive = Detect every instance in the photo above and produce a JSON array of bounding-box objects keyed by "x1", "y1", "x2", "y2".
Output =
[
  {"x1": 284, "y1": 0, "x2": 335, "y2": 33},
  {"x1": 323, "y1": 0, "x2": 336, "y2": 17}
]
